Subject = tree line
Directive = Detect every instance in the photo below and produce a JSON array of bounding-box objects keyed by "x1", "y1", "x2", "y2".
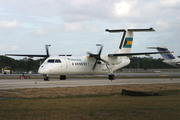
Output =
[
  {"x1": 0, "y1": 56, "x2": 40, "y2": 73},
  {"x1": 124, "y1": 57, "x2": 177, "y2": 69},
  {"x1": 0, "y1": 56, "x2": 177, "y2": 73}
]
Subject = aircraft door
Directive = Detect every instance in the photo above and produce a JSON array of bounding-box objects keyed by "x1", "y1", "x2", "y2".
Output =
[
  {"x1": 64, "y1": 59, "x2": 70, "y2": 73},
  {"x1": 57, "y1": 59, "x2": 66, "y2": 73},
  {"x1": 51, "y1": 59, "x2": 65, "y2": 74}
]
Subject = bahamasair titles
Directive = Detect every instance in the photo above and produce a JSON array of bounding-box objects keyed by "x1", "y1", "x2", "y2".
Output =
[{"x1": 6, "y1": 28, "x2": 168, "y2": 81}]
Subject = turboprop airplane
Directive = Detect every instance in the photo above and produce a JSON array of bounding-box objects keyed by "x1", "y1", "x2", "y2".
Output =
[
  {"x1": 6, "y1": 28, "x2": 168, "y2": 81},
  {"x1": 149, "y1": 46, "x2": 180, "y2": 67}
]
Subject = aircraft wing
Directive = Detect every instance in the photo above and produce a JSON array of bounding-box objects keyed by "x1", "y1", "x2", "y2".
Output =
[
  {"x1": 5, "y1": 45, "x2": 51, "y2": 58},
  {"x1": 108, "y1": 51, "x2": 169, "y2": 57},
  {"x1": 5, "y1": 54, "x2": 48, "y2": 58}
]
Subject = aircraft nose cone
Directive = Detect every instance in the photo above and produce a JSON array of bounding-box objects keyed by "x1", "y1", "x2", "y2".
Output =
[
  {"x1": 38, "y1": 67, "x2": 43, "y2": 74},
  {"x1": 38, "y1": 65, "x2": 51, "y2": 74},
  {"x1": 38, "y1": 66, "x2": 45, "y2": 74}
]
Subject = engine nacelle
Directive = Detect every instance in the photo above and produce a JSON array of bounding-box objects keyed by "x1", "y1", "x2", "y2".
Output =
[{"x1": 102, "y1": 56, "x2": 122, "y2": 65}]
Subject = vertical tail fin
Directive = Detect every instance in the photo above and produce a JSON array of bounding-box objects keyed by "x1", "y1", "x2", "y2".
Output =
[
  {"x1": 106, "y1": 28, "x2": 155, "y2": 53},
  {"x1": 119, "y1": 30, "x2": 133, "y2": 53},
  {"x1": 149, "y1": 47, "x2": 175, "y2": 60}
]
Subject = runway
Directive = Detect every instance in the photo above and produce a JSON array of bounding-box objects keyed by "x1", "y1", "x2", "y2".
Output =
[
  {"x1": 0, "y1": 77, "x2": 179, "y2": 90},
  {"x1": 1, "y1": 72, "x2": 180, "y2": 78}
]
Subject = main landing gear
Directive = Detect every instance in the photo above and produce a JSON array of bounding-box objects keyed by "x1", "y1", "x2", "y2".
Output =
[
  {"x1": 60, "y1": 75, "x2": 66, "y2": 80},
  {"x1": 108, "y1": 74, "x2": 115, "y2": 80},
  {"x1": 43, "y1": 75, "x2": 66, "y2": 81}
]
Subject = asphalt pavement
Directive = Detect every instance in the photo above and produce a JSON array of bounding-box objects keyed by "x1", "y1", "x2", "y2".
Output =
[{"x1": 0, "y1": 77, "x2": 179, "y2": 90}]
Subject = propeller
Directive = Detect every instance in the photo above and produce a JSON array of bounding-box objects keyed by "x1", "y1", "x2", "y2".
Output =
[
  {"x1": 38, "y1": 45, "x2": 51, "y2": 64},
  {"x1": 87, "y1": 44, "x2": 108, "y2": 70},
  {"x1": 45, "y1": 45, "x2": 51, "y2": 57}
]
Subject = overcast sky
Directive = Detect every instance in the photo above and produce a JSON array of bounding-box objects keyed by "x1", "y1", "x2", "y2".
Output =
[{"x1": 0, "y1": 0, "x2": 180, "y2": 59}]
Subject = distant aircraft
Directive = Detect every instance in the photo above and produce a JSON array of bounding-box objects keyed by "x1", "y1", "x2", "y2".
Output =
[
  {"x1": 149, "y1": 46, "x2": 180, "y2": 67},
  {"x1": 6, "y1": 28, "x2": 168, "y2": 81}
]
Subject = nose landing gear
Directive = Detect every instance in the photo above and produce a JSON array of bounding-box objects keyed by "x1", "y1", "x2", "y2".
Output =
[
  {"x1": 44, "y1": 76, "x2": 50, "y2": 81},
  {"x1": 43, "y1": 75, "x2": 50, "y2": 81}
]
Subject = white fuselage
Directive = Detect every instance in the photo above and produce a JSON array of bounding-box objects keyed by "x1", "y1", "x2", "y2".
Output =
[
  {"x1": 163, "y1": 57, "x2": 180, "y2": 67},
  {"x1": 38, "y1": 55, "x2": 130, "y2": 75}
]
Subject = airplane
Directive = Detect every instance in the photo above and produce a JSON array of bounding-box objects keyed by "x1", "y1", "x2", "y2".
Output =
[
  {"x1": 6, "y1": 28, "x2": 169, "y2": 81},
  {"x1": 149, "y1": 46, "x2": 180, "y2": 67}
]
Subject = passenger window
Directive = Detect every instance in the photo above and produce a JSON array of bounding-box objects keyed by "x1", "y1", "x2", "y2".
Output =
[
  {"x1": 47, "y1": 59, "x2": 54, "y2": 63},
  {"x1": 55, "y1": 59, "x2": 61, "y2": 63}
]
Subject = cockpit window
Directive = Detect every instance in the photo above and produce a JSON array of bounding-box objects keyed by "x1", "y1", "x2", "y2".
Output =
[
  {"x1": 47, "y1": 59, "x2": 54, "y2": 63},
  {"x1": 55, "y1": 59, "x2": 61, "y2": 63},
  {"x1": 47, "y1": 59, "x2": 61, "y2": 63}
]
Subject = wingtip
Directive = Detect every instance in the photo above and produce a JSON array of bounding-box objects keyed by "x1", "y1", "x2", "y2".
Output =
[
  {"x1": 150, "y1": 27, "x2": 155, "y2": 31},
  {"x1": 105, "y1": 29, "x2": 109, "y2": 32}
]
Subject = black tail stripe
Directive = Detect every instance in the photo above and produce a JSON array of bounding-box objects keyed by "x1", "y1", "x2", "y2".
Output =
[{"x1": 119, "y1": 31, "x2": 126, "y2": 49}]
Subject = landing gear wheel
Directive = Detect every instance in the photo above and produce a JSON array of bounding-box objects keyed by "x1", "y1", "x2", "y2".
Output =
[
  {"x1": 108, "y1": 74, "x2": 115, "y2": 80},
  {"x1": 60, "y1": 75, "x2": 66, "y2": 80},
  {"x1": 44, "y1": 76, "x2": 50, "y2": 81}
]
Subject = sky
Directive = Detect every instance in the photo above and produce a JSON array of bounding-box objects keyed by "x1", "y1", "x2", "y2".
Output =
[{"x1": 0, "y1": 0, "x2": 180, "y2": 59}]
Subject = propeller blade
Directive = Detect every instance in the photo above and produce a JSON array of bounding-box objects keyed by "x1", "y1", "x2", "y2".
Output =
[
  {"x1": 98, "y1": 45, "x2": 103, "y2": 56},
  {"x1": 100, "y1": 58, "x2": 108, "y2": 64},
  {"x1": 87, "y1": 51, "x2": 92, "y2": 55},
  {"x1": 87, "y1": 52, "x2": 97, "y2": 57},
  {"x1": 92, "y1": 60, "x2": 97, "y2": 70},
  {"x1": 46, "y1": 45, "x2": 51, "y2": 57}
]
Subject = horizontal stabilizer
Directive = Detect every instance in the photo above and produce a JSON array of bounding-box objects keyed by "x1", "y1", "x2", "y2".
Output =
[{"x1": 106, "y1": 28, "x2": 155, "y2": 33}]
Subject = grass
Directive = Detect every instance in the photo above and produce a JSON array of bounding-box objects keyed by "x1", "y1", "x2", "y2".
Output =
[
  {"x1": 0, "y1": 84, "x2": 180, "y2": 120},
  {"x1": 0, "y1": 91, "x2": 180, "y2": 120}
]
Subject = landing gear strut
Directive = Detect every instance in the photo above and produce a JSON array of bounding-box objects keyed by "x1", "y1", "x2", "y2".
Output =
[
  {"x1": 108, "y1": 74, "x2": 115, "y2": 80},
  {"x1": 60, "y1": 75, "x2": 66, "y2": 80}
]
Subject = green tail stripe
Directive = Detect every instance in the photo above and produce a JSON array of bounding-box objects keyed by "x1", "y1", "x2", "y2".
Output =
[
  {"x1": 126, "y1": 38, "x2": 133, "y2": 41},
  {"x1": 123, "y1": 45, "x2": 132, "y2": 48}
]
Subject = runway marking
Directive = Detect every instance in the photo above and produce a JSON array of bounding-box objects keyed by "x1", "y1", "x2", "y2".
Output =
[
  {"x1": 160, "y1": 75, "x2": 168, "y2": 76},
  {"x1": 45, "y1": 83, "x2": 96, "y2": 86}
]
